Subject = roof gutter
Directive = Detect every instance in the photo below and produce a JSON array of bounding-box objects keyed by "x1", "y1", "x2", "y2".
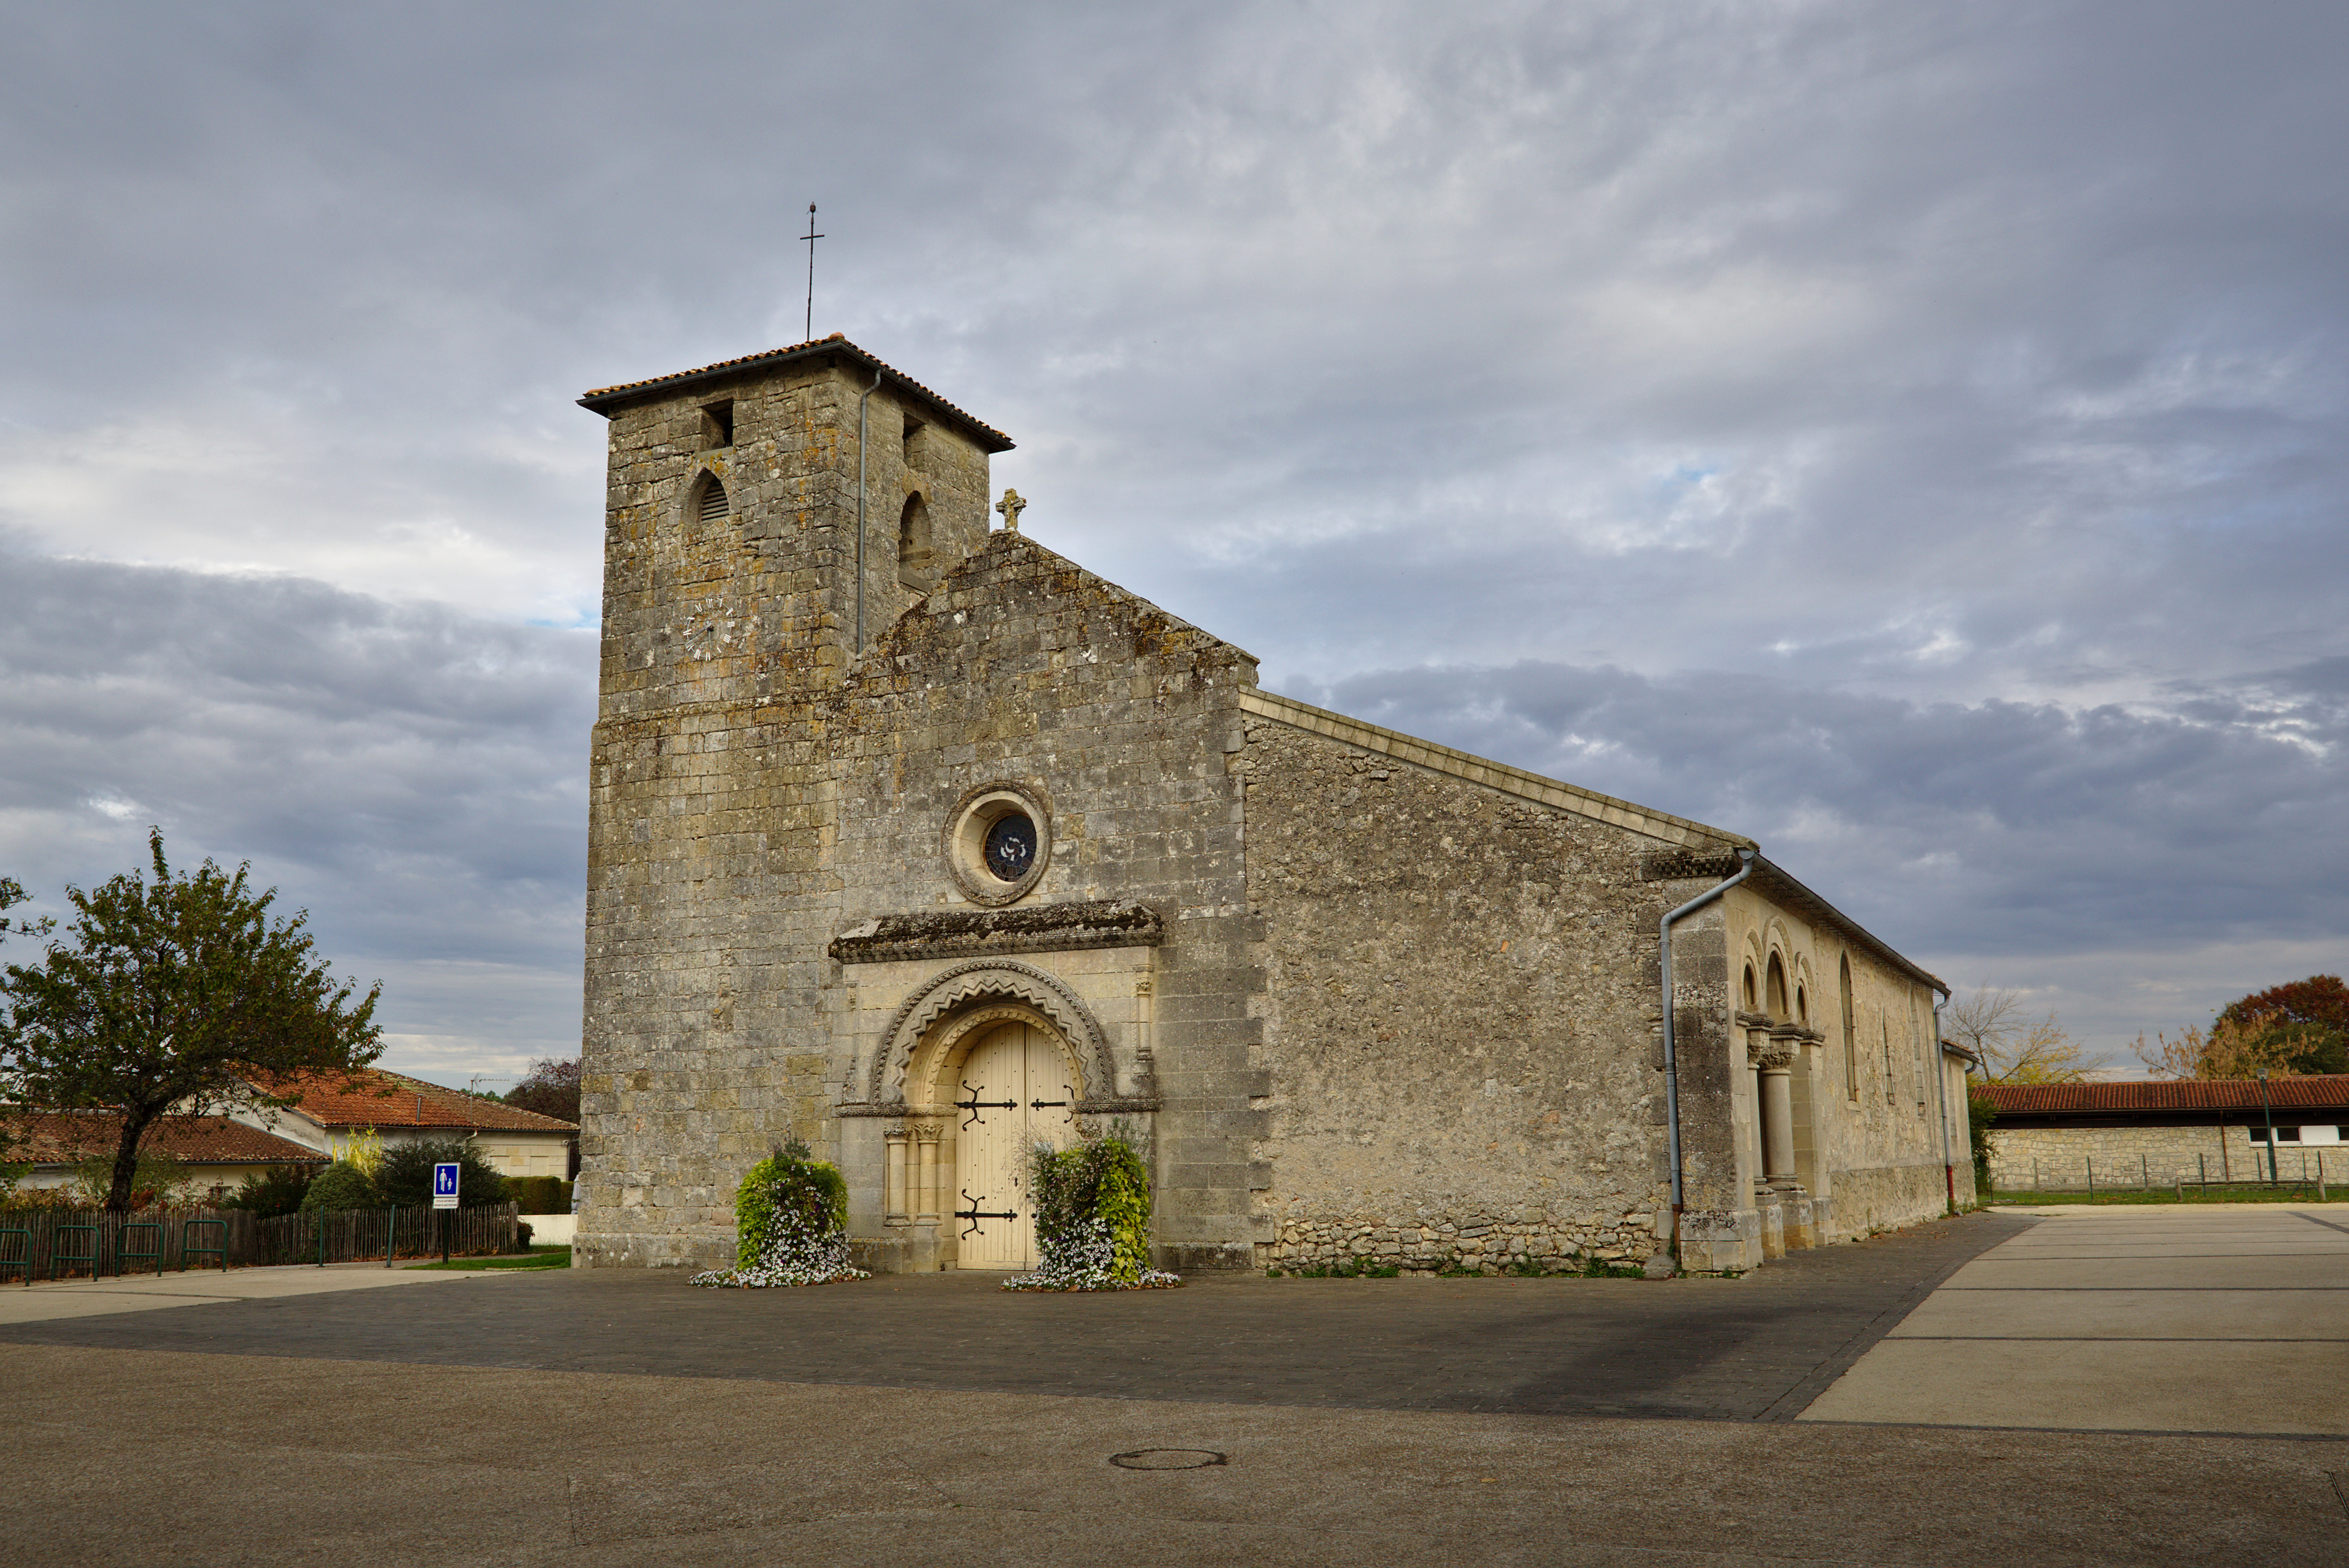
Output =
[
  {"x1": 1931, "y1": 986, "x2": 1957, "y2": 1214},
  {"x1": 1660, "y1": 847, "x2": 1755, "y2": 1271}
]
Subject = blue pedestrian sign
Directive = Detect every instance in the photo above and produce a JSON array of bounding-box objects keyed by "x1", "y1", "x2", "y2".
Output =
[{"x1": 431, "y1": 1162, "x2": 461, "y2": 1210}]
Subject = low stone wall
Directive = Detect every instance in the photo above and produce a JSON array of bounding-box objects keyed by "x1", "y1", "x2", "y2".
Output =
[
  {"x1": 1981, "y1": 1124, "x2": 2319, "y2": 1190},
  {"x1": 1261, "y1": 1204, "x2": 1663, "y2": 1272},
  {"x1": 1827, "y1": 1163, "x2": 1953, "y2": 1239}
]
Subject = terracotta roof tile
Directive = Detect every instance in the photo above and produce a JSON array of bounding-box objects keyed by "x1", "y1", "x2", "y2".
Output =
[
  {"x1": 1980, "y1": 1076, "x2": 2349, "y2": 1115},
  {"x1": 2, "y1": 1109, "x2": 328, "y2": 1167},
  {"x1": 578, "y1": 334, "x2": 1014, "y2": 452},
  {"x1": 246, "y1": 1067, "x2": 577, "y2": 1133}
]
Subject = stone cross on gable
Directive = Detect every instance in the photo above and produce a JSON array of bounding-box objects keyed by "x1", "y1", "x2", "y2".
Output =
[{"x1": 994, "y1": 488, "x2": 1026, "y2": 532}]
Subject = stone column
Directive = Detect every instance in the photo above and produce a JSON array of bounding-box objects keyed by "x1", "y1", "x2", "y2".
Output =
[
  {"x1": 1737, "y1": 1012, "x2": 1784, "y2": 1259},
  {"x1": 1760, "y1": 1027, "x2": 1813, "y2": 1249},
  {"x1": 885, "y1": 1127, "x2": 910, "y2": 1226}
]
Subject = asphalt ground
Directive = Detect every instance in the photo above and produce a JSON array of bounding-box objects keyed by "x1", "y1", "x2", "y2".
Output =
[
  {"x1": 7, "y1": 1207, "x2": 2348, "y2": 1567},
  {"x1": 0, "y1": 1210, "x2": 2028, "y2": 1420}
]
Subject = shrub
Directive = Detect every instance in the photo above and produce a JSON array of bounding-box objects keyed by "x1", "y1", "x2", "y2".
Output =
[
  {"x1": 300, "y1": 1159, "x2": 379, "y2": 1211},
  {"x1": 1007, "y1": 1128, "x2": 1179, "y2": 1291},
  {"x1": 227, "y1": 1164, "x2": 318, "y2": 1217},
  {"x1": 692, "y1": 1140, "x2": 864, "y2": 1288},
  {"x1": 374, "y1": 1138, "x2": 506, "y2": 1208},
  {"x1": 504, "y1": 1175, "x2": 572, "y2": 1215}
]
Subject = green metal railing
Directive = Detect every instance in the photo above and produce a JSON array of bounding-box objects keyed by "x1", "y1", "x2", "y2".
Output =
[
  {"x1": 181, "y1": 1218, "x2": 229, "y2": 1272},
  {"x1": 0, "y1": 1228, "x2": 31, "y2": 1286},
  {"x1": 50, "y1": 1224, "x2": 101, "y2": 1281},
  {"x1": 116, "y1": 1221, "x2": 164, "y2": 1276}
]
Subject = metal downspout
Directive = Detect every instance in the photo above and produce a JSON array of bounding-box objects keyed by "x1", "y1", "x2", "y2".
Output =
[
  {"x1": 1931, "y1": 988, "x2": 1956, "y2": 1213},
  {"x1": 1660, "y1": 848, "x2": 1755, "y2": 1268},
  {"x1": 855, "y1": 368, "x2": 883, "y2": 653}
]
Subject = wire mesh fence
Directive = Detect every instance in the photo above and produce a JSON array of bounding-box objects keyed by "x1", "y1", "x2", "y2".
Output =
[{"x1": 0, "y1": 1202, "x2": 521, "y2": 1282}]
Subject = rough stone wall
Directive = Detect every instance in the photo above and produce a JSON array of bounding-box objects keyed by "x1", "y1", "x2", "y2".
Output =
[
  {"x1": 1240, "y1": 718, "x2": 1696, "y2": 1271},
  {"x1": 824, "y1": 533, "x2": 1265, "y2": 1270},
  {"x1": 1986, "y1": 1123, "x2": 2341, "y2": 1189},
  {"x1": 577, "y1": 354, "x2": 997, "y2": 1269}
]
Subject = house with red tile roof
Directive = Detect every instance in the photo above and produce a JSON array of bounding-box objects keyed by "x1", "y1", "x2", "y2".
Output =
[
  {"x1": 1976, "y1": 1075, "x2": 2349, "y2": 1190},
  {"x1": 2, "y1": 1108, "x2": 329, "y2": 1203},
  {"x1": 224, "y1": 1067, "x2": 578, "y2": 1182}
]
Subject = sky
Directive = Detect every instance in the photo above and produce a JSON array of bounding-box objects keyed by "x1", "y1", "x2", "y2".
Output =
[{"x1": 2, "y1": 2, "x2": 2344, "y2": 1087}]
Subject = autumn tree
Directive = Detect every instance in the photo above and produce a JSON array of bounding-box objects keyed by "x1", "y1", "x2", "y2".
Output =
[
  {"x1": 1943, "y1": 987, "x2": 2091, "y2": 1084},
  {"x1": 0, "y1": 830, "x2": 382, "y2": 1210},
  {"x1": 2217, "y1": 976, "x2": 2349, "y2": 1076},
  {"x1": 503, "y1": 1056, "x2": 580, "y2": 1123}
]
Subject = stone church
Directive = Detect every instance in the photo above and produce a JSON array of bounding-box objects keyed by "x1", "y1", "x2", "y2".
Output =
[{"x1": 573, "y1": 336, "x2": 1974, "y2": 1278}]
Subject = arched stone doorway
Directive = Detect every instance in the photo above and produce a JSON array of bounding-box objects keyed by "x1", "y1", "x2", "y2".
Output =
[
  {"x1": 946, "y1": 1018, "x2": 1077, "y2": 1268},
  {"x1": 896, "y1": 997, "x2": 1089, "y2": 1270}
]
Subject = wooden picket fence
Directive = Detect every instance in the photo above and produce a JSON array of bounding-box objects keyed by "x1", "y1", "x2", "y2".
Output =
[{"x1": 0, "y1": 1202, "x2": 520, "y2": 1282}]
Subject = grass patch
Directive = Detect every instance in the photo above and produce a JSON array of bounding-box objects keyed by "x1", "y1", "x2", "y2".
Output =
[
  {"x1": 1989, "y1": 1184, "x2": 2338, "y2": 1206},
  {"x1": 406, "y1": 1246, "x2": 572, "y2": 1271}
]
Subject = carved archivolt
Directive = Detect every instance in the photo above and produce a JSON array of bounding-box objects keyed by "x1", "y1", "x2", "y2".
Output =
[{"x1": 863, "y1": 959, "x2": 1116, "y2": 1108}]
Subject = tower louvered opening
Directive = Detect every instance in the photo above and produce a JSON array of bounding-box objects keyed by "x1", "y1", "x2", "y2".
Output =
[{"x1": 696, "y1": 476, "x2": 729, "y2": 524}]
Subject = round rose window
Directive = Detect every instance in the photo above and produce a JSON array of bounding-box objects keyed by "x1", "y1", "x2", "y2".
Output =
[{"x1": 982, "y1": 812, "x2": 1038, "y2": 881}]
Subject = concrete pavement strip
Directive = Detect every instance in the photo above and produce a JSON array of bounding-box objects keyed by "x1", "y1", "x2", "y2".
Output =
[
  {"x1": 1801, "y1": 1205, "x2": 2349, "y2": 1438},
  {"x1": 0, "y1": 1260, "x2": 516, "y2": 1324}
]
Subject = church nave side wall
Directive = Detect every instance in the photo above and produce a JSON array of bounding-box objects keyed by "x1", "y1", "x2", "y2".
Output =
[{"x1": 1238, "y1": 716, "x2": 1690, "y2": 1270}]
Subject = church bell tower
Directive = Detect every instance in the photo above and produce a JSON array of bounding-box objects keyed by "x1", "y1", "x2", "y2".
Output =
[{"x1": 578, "y1": 335, "x2": 1014, "y2": 719}]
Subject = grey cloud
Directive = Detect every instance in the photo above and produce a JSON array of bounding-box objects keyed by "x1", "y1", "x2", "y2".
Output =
[
  {"x1": 1313, "y1": 657, "x2": 2349, "y2": 967},
  {"x1": 0, "y1": 547, "x2": 594, "y2": 1066},
  {"x1": 2, "y1": 3, "x2": 2344, "y2": 1069}
]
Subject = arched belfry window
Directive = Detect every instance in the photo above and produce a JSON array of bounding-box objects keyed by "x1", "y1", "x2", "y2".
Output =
[
  {"x1": 897, "y1": 491, "x2": 933, "y2": 589},
  {"x1": 1839, "y1": 955, "x2": 1858, "y2": 1100},
  {"x1": 1765, "y1": 954, "x2": 1788, "y2": 1021},
  {"x1": 694, "y1": 473, "x2": 729, "y2": 525}
]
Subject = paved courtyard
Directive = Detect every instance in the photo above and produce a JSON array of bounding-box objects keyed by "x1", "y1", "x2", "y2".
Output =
[{"x1": 4, "y1": 1206, "x2": 2346, "y2": 1566}]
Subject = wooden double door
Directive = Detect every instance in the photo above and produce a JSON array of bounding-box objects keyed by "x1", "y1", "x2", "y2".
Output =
[{"x1": 953, "y1": 1022, "x2": 1076, "y2": 1269}]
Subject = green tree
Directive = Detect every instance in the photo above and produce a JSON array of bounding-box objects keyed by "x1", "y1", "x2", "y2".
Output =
[
  {"x1": 0, "y1": 876, "x2": 53, "y2": 1174},
  {"x1": 1967, "y1": 1089, "x2": 1997, "y2": 1196},
  {"x1": 0, "y1": 830, "x2": 381, "y2": 1211},
  {"x1": 374, "y1": 1137, "x2": 505, "y2": 1208}
]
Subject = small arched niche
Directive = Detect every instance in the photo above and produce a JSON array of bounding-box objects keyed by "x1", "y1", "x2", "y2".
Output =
[
  {"x1": 690, "y1": 471, "x2": 729, "y2": 527},
  {"x1": 897, "y1": 491, "x2": 934, "y2": 590},
  {"x1": 1839, "y1": 954, "x2": 1858, "y2": 1099},
  {"x1": 1766, "y1": 953, "x2": 1789, "y2": 1021}
]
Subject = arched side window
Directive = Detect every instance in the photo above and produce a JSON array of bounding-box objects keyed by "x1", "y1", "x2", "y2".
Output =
[
  {"x1": 1795, "y1": 985, "x2": 1808, "y2": 1027},
  {"x1": 693, "y1": 472, "x2": 729, "y2": 525},
  {"x1": 1839, "y1": 955, "x2": 1858, "y2": 1100},
  {"x1": 897, "y1": 491, "x2": 933, "y2": 589},
  {"x1": 1765, "y1": 954, "x2": 1788, "y2": 1021},
  {"x1": 1742, "y1": 964, "x2": 1758, "y2": 1013}
]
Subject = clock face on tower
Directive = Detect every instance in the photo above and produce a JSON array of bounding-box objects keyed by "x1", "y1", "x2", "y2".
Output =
[{"x1": 982, "y1": 812, "x2": 1038, "y2": 882}]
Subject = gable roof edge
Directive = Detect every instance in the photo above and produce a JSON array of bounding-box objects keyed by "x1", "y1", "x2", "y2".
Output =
[{"x1": 1238, "y1": 689, "x2": 1751, "y2": 851}]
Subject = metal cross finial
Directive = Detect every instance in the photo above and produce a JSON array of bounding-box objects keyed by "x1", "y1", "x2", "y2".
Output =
[
  {"x1": 802, "y1": 203, "x2": 825, "y2": 342},
  {"x1": 994, "y1": 488, "x2": 1027, "y2": 532}
]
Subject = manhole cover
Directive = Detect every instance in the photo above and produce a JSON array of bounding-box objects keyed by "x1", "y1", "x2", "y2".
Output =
[{"x1": 1110, "y1": 1449, "x2": 1228, "y2": 1470}]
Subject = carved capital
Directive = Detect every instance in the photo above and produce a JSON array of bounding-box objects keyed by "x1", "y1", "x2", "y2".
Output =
[{"x1": 1747, "y1": 1041, "x2": 1796, "y2": 1071}]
